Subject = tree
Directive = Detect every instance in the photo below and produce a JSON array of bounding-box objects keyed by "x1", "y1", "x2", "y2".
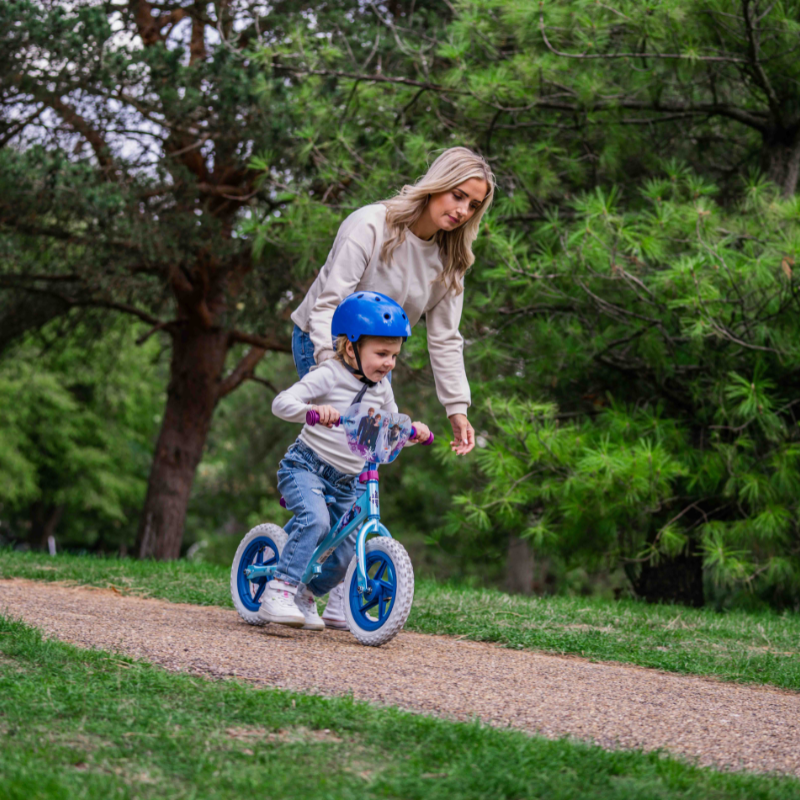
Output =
[
  {"x1": 0, "y1": 321, "x2": 164, "y2": 553},
  {"x1": 443, "y1": 0, "x2": 800, "y2": 197},
  {"x1": 0, "y1": 0, "x2": 453, "y2": 558},
  {"x1": 444, "y1": 170, "x2": 800, "y2": 606}
]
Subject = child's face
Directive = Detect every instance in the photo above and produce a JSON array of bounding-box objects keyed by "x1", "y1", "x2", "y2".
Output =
[{"x1": 347, "y1": 338, "x2": 401, "y2": 382}]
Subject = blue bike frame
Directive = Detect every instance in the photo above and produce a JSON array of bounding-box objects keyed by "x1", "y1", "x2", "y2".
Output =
[{"x1": 243, "y1": 461, "x2": 391, "y2": 595}]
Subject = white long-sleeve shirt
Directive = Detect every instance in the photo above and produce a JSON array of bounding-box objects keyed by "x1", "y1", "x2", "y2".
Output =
[
  {"x1": 272, "y1": 359, "x2": 398, "y2": 475},
  {"x1": 290, "y1": 203, "x2": 471, "y2": 417}
]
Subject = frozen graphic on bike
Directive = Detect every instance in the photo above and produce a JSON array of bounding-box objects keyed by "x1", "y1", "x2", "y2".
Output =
[{"x1": 340, "y1": 402, "x2": 414, "y2": 465}]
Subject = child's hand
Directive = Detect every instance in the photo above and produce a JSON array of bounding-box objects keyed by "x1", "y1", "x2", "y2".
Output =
[
  {"x1": 410, "y1": 422, "x2": 430, "y2": 444},
  {"x1": 311, "y1": 404, "x2": 340, "y2": 428}
]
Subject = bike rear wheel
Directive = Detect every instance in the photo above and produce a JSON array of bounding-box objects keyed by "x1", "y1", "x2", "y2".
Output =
[
  {"x1": 344, "y1": 537, "x2": 414, "y2": 646},
  {"x1": 230, "y1": 523, "x2": 287, "y2": 626}
]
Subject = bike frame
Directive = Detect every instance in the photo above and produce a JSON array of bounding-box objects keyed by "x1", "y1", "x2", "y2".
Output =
[{"x1": 243, "y1": 461, "x2": 390, "y2": 595}]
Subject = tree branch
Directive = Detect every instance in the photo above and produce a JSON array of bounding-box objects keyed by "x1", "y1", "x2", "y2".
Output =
[
  {"x1": 227, "y1": 329, "x2": 291, "y2": 352},
  {"x1": 274, "y1": 65, "x2": 465, "y2": 94},
  {"x1": 217, "y1": 345, "x2": 266, "y2": 400},
  {"x1": 39, "y1": 93, "x2": 117, "y2": 173},
  {"x1": 136, "y1": 319, "x2": 181, "y2": 344},
  {"x1": 76, "y1": 300, "x2": 163, "y2": 326},
  {"x1": 539, "y1": 7, "x2": 747, "y2": 63},
  {"x1": 742, "y1": 0, "x2": 782, "y2": 119}
]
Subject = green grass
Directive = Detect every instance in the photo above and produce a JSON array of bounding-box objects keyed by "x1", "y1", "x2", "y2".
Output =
[
  {"x1": 2, "y1": 615, "x2": 800, "y2": 800},
  {"x1": 3, "y1": 549, "x2": 800, "y2": 690}
]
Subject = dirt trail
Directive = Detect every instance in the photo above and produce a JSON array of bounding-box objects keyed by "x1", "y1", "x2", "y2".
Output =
[{"x1": 2, "y1": 578, "x2": 799, "y2": 777}]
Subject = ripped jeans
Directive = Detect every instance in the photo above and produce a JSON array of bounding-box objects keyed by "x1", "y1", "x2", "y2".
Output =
[{"x1": 274, "y1": 439, "x2": 361, "y2": 597}]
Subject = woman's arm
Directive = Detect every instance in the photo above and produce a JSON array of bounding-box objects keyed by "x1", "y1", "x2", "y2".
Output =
[
  {"x1": 426, "y1": 288, "x2": 471, "y2": 417},
  {"x1": 426, "y1": 287, "x2": 475, "y2": 455}
]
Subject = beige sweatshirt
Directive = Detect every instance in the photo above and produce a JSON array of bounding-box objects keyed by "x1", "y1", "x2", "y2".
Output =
[{"x1": 290, "y1": 204, "x2": 471, "y2": 418}]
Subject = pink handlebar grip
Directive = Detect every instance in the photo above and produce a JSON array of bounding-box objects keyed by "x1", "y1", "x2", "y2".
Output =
[
  {"x1": 305, "y1": 409, "x2": 340, "y2": 427},
  {"x1": 410, "y1": 427, "x2": 435, "y2": 446}
]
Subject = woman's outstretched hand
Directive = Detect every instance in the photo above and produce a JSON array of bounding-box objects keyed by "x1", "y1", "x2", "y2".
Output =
[{"x1": 448, "y1": 414, "x2": 475, "y2": 455}]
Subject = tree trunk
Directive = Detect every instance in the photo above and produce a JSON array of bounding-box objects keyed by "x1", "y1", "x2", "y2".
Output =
[
  {"x1": 633, "y1": 550, "x2": 704, "y2": 607},
  {"x1": 763, "y1": 125, "x2": 800, "y2": 198},
  {"x1": 136, "y1": 323, "x2": 229, "y2": 559},
  {"x1": 28, "y1": 502, "x2": 65, "y2": 550},
  {"x1": 506, "y1": 534, "x2": 535, "y2": 595}
]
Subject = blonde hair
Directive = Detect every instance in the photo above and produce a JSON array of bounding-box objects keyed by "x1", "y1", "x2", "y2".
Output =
[
  {"x1": 335, "y1": 334, "x2": 403, "y2": 365},
  {"x1": 381, "y1": 147, "x2": 495, "y2": 294}
]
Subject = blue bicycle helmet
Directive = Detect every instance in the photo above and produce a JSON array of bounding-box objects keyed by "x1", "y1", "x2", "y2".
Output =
[
  {"x1": 331, "y1": 292, "x2": 412, "y2": 342},
  {"x1": 331, "y1": 292, "x2": 412, "y2": 387}
]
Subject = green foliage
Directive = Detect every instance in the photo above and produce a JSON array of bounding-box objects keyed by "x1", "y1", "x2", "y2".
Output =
[
  {"x1": 0, "y1": 321, "x2": 164, "y2": 551},
  {"x1": 5, "y1": 0, "x2": 800, "y2": 598},
  {"x1": 448, "y1": 169, "x2": 800, "y2": 603}
]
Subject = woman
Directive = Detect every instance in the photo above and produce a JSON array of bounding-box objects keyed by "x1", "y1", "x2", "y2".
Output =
[
  {"x1": 291, "y1": 146, "x2": 495, "y2": 456},
  {"x1": 289, "y1": 147, "x2": 495, "y2": 628}
]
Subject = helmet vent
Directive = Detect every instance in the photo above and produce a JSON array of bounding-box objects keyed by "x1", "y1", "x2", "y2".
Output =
[
  {"x1": 374, "y1": 296, "x2": 381, "y2": 301},
  {"x1": 357, "y1": 293, "x2": 364, "y2": 299},
  {"x1": 384, "y1": 313, "x2": 390, "y2": 320}
]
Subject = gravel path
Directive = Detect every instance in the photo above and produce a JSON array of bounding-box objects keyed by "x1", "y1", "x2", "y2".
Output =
[{"x1": 3, "y1": 578, "x2": 799, "y2": 777}]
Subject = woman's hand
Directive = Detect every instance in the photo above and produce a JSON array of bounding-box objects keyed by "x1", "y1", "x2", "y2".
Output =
[
  {"x1": 310, "y1": 404, "x2": 340, "y2": 428},
  {"x1": 410, "y1": 422, "x2": 431, "y2": 444},
  {"x1": 448, "y1": 414, "x2": 475, "y2": 455}
]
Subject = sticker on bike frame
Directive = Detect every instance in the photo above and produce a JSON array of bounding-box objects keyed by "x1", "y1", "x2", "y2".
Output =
[{"x1": 341, "y1": 402, "x2": 414, "y2": 465}]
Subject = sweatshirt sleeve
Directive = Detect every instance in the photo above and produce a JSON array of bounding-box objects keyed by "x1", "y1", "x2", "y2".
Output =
[
  {"x1": 307, "y1": 235, "x2": 374, "y2": 362},
  {"x1": 425, "y1": 285, "x2": 471, "y2": 418},
  {"x1": 272, "y1": 366, "x2": 336, "y2": 423}
]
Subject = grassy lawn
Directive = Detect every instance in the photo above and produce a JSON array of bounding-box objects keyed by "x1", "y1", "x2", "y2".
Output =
[
  {"x1": 2, "y1": 614, "x2": 800, "y2": 800},
  {"x1": 2, "y1": 549, "x2": 800, "y2": 691}
]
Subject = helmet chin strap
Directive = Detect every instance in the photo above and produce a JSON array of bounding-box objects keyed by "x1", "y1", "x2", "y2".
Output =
[{"x1": 344, "y1": 340, "x2": 377, "y2": 388}]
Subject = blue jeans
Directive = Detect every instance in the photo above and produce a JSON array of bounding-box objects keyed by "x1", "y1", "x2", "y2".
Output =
[
  {"x1": 292, "y1": 324, "x2": 392, "y2": 384},
  {"x1": 292, "y1": 324, "x2": 318, "y2": 379},
  {"x1": 275, "y1": 440, "x2": 362, "y2": 597}
]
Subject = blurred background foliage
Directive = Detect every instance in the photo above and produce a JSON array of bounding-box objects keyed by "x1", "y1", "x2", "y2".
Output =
[{"x1": 2, "y1": 0, "x2": 800, "y2": 609}]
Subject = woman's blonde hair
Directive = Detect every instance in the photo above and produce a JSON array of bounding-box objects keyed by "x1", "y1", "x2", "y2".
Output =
[{"x1": 381, "y1": 147, "x2": 495, "y2": 294}]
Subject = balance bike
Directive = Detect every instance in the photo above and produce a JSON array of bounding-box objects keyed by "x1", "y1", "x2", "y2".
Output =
[{"x1": 230, "y1": 404, "x2": 433, "y2": 646}]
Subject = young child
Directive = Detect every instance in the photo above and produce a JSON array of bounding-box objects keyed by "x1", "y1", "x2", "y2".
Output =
[{"x1": 263, "y1": 292, "x2": 431, "y2": 630}]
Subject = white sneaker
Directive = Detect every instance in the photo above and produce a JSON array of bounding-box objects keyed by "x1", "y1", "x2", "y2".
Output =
[
  {"x1": 321, "y1": 582, "x2": 349, "y2": 630},
  {"x1": 257, "y1": 580, "x2": 305, "y2": 628},
  {"x1": 295, "y1": 587, "x2": 325, "y2": 631}
]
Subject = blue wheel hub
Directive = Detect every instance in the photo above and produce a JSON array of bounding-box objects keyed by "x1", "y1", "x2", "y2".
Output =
[
  {"x1": 236, "y1": 536, "x2": 278, "y2": 613},
  {"x1": 349, "y1": 551, "x2": 397, "y2": 631}
]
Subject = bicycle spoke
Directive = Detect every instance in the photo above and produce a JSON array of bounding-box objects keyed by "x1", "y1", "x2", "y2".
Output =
[
  {"x1": 253, "y1": 579, "x2": 267, "y2": 602},
  {"x1": 360, "y1": 597, "x2": 380, "y2": 613}
]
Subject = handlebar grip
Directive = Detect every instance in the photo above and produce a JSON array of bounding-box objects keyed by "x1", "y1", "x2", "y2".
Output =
[
  {"x1": 306, "y1": 409, "x2": 340, "y2": 427},
  {"x1": 410, "y1": 427, "x2": 435, "y2": 446}
]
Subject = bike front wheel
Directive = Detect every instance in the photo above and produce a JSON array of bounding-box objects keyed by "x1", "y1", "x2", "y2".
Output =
[{"x1": 344, "y1": 537, "x2": 414, "y2": 646}]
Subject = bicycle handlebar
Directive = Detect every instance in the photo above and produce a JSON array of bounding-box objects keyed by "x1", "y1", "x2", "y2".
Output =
[
  {"x1": 305, "y1": 409, "x2": 434, "y2": 445},
  {"x1": 305, "y1": 409, "x2": 340, "y2": 427},
  {"x1": 410, "y1": 427, "x2": 435, "y2": 446}
]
